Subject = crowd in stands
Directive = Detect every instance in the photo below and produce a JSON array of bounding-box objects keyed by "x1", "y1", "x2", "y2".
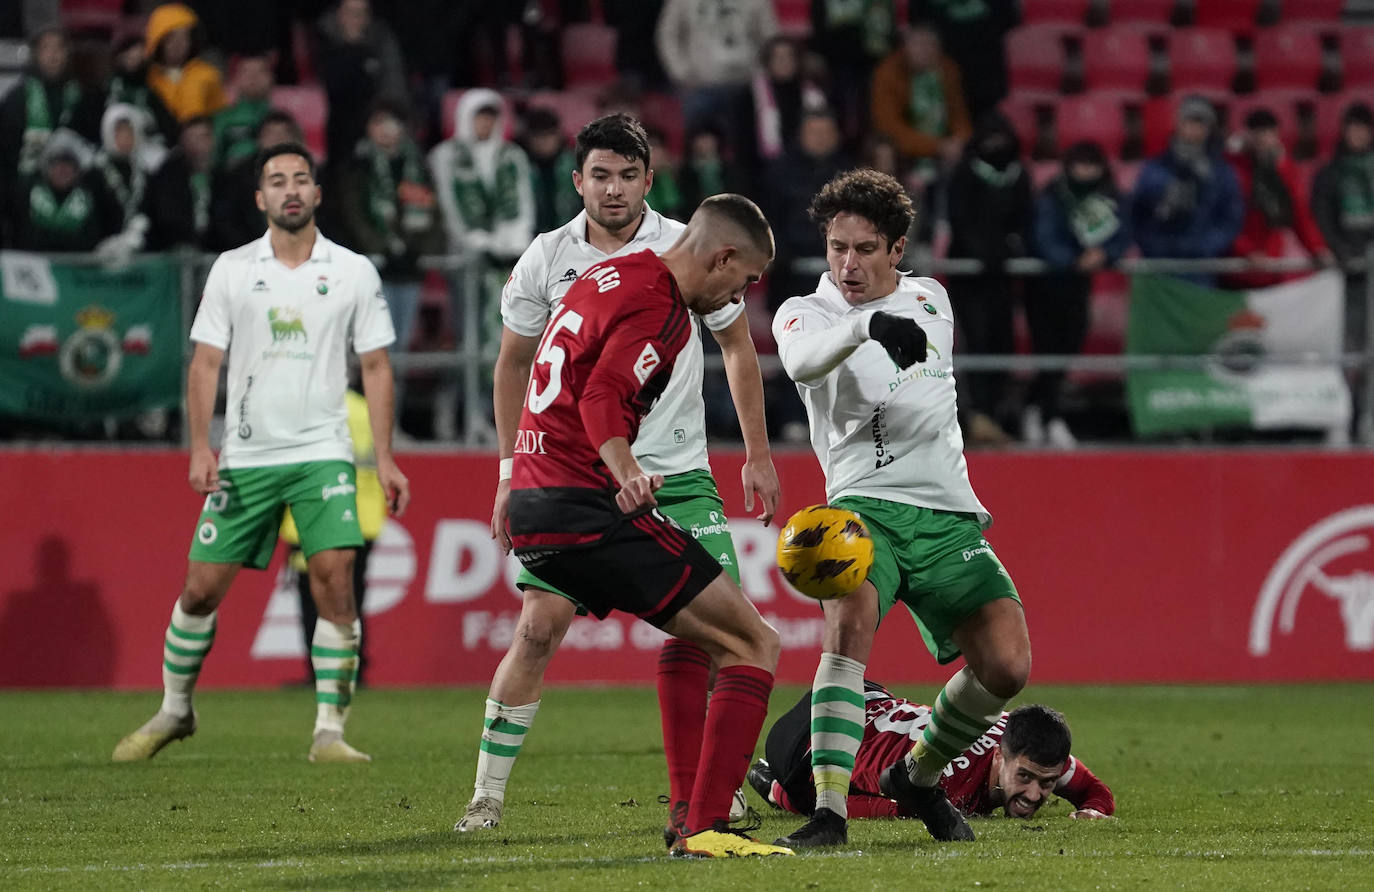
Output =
[{"x1": 2, "y1": 0, "x2": 1372, "y2": 446}]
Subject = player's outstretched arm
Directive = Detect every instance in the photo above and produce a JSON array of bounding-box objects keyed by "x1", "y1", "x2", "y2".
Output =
[
  {"x1": 186, "y1": 343, "x2": 224, "y2": 495},
  {"x1": 712, "y1": 315, "x2": 780, "y2": 524},
  {"x1": 868, "y1": 311, "x2": 928, "y2": 369},
  {"x1": 490, "y1": 327, "x2": 540, "y2": 551},
  {"x1": 1057, "y1": 756, "x2": 1116, "y2": 818},
  {"x1": 359, "y1": 347, "x2": 410, "y2": 516}
]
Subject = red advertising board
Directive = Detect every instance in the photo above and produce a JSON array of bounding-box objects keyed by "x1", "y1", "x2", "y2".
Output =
[{"x1": 1, "y1": 449, "x2": 1371, "y2": 688}]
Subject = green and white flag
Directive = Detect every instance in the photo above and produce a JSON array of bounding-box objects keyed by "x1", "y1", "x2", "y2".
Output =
[
  {"x1": 1126, "y1": 270, "x2": 1351, "y2": 436},
  {"x1": 0, "y1": 251, "x2": 182, "y2": 423}
]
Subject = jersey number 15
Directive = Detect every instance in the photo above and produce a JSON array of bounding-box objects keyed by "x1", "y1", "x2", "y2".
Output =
[{"x1": 526, "y1": 304, "x2": 584, "y2": 414}]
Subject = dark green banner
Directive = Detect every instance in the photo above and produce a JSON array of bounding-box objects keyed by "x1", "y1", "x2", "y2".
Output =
[{"x1": 0, "y1": 253, "x2": 182, "y2": 422}]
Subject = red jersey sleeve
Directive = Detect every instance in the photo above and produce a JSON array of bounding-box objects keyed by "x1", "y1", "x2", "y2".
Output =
[
  {"x1": 1055, "y1": 755, "x2": 1116, "y2": 815},
  {"x1": 579, "y1": 275, "x2": 690, "y2": 453}
]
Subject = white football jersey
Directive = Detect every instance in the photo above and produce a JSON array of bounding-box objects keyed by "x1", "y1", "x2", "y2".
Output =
[
  {"x1": 772, "y1": 273, "x2": 989, "y2": 525},
  {"x1": 501, "y1": 205, "x2": 744, "y2": 476},
  {"x1": 190, "y1": 231, "x2": 395, "y2": 469}
]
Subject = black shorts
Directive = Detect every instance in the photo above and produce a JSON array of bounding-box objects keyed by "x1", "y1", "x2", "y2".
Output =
[{"x1": 515, "y1": 507, "x2": 725, "y2": 628}]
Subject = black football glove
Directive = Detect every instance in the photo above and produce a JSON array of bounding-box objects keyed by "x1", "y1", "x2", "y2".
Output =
[{"x1": 868, "y1": 311, "x2": 928, "y2": 369}]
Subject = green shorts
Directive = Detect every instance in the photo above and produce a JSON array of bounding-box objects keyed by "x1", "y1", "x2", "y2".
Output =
[
  {"x1": 188, "y1": 460, "x2": 364, "y2": 569},
  {"x1": 832, "y1": 495, "x2": 1021, "y2": 665},
  {"x1": 515, "y1": 468, "x2": 739, "y2": 611}
]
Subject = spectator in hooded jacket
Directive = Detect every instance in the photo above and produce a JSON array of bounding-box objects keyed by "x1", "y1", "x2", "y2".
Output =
[
  {"x1": 870, "y1": 23, "x2": 972, "y2": 171},
  {"x1": 144, "y1": 3, "x2": 227, "y2": 123},
  {"x1": 92, "y1": 103, "x2": 158, "y2": 235},
  {"x1": 5, "y1": 129, "x2": 125, "y2": 253},
  {"x1": 946, "y1": 111, "x2": 1032, "y2": 446},
  {"x1": 1027, "y1": 141, "x2": 1131, "y2": 449},
  {"x1": 1130, "y1": 96, "x2": 1243, "y2": 285},
  {"x1": 102, "y1": 33, "x2": 179, "y2": 154},
  {"x1": 1225, "y1": 108, "x2": 1332, "y2": 289}
]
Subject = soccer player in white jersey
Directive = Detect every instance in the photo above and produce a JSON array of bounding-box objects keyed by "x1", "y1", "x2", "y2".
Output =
[
  {"x1": 112, "y1": 143, "x2": 411, "y2": 765},
  {"x1": 457, "y1": 114, "x2": 781, "y2": 841},
  {"x1": 770, "y1": 169, "x2": 1031, "y2": 848}
]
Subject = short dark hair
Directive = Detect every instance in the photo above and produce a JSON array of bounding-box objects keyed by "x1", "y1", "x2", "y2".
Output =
[
  {"x1": 697, "y1": 193, "x2": 774, "y2": 258},
  {"x1": 1001, "y1": 705, "x2": 1072, "y2": 768},
  {"x1": 575, "y1": 113, "x2": 652, "y2": 172},
  {"x1": 256, "y1": 110, "x2": 302, "y2": 140},
  {"x1": 255, "y1": 142, "x2": 317, "y2": 184},
  {"x1": 808, "y1": 168, "x2": 915, "y2": 249}
]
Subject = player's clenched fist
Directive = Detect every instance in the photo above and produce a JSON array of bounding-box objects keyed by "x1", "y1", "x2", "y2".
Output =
[
  {"x1": 868, "y1": 311, "x2": 927, "y2": 369},
  {"x1": 616, "y1": 473, "x2": 664, "y2": 513}
]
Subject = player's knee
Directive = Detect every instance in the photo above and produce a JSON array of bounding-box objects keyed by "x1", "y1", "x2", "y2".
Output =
[
  {"x1": 512, "y1": 618, "x2": 560, "y2": 662},
  {"x1": 745, "y1": 617, "x2": 781, "y2": 672},
  {"x1": 979, "y1": 655, "x2": 1030, "y2": 699},
  {"x1": 178, "y1": 585, "x2": 216, "y2": 615}
]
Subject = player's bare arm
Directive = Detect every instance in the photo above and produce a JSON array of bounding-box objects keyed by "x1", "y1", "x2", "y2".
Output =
[
  {"x1": 359, "y1": 347, "x2": 411, "y2": 516},
  {"x1": 712, "y1": 314, "x2": 780, "y2": 524},
  {"x1": 491, "y1": 326, "x2": 541, "y2": 550},
  {"x1": 598, "y1": 436, "x2": 663, "y2": 513},
  {"x1": 186, "y1": 342, "x2": 224, "y2": 495}
]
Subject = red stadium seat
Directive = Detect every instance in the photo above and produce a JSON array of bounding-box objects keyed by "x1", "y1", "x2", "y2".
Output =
[
  {"x1": 1281, "y1": 0, "x2": 1345, "y2": 24},
  {"x1": 60, "y1": 0, "x2": 123, "y2": 35},
  {"x1": 998, "y1": 95, "x2": 1049, "y2": 158},
  {"x1": 1191, "y1": 0, "x2": 1262, "y2": 35},
  {"x1": 1054, "y1": 92, "x2": 1135, "y2": 158},
  {"x1": 1252, "y1": 26, "x2": 1326, "y2": 91},
  {"x1": 1106, "y1": 0, "x2": 1177, "y2": 25},
  {"x1": 1007, "y1": 25, "x2": 1080, "y2": 93},
  {"x1": 1115, "y1": 160, "x2": 1144, "y2": 193},
  {"x1": 775, "y1": 0, "x2": 811, "y2": 37},
  {"x1": 1021, "y1": 0, "x2": 1090, "y2": 24},
  {"x1": 526, "y1": 90, "x2": 601, "y2": 138},
  {"x1": 1228, "y1": 91, "x2": 1304, "y2": 149},
  {"x1": 1311, "y1": 92, "x2": 1364, "y2": 159},
  {"x1": 1168, "y1": 28, "x2": 1237, "y2": 91},
  {"x1": 270, "y1": 85, "x2": 327, "y2": 162},
  {"x1": 638, "y1": 91, "x2": 685, "y2": 157},
  {"x1": 1339, "y1": 27, "x2": 1374, "y2": 88},
  {"x1": 562, "y1": 23, "x2": 617, "y2": 88},
  {"x1": 1029, "y1": 160, "x2": 1061, "y2": 190},
  {"x1": 1082, "y1": 27, "x2": 1153, "y2": 91}
]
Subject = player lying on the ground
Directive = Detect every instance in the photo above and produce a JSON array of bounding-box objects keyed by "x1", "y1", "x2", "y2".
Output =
[{"x1": 750, "y1": 681, "x2": 1114, "y2": 822}]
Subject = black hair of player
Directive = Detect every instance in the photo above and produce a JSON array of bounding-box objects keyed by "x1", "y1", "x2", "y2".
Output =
[
  {"x1": 1001, "y1": 704, "x2": 1072, "y2": 767},
  {"x1": 575, "y1": 113, "x2": 652, "y2": 172},
  {"x1": 698, "y1": 193, "x2": 775, "y2": 259},
  {"x1": 808, "y1": 168, "x2": 916, "y2": 251},
  {"x1": 255, "y1": 142, "x2": 317, "y2": 185}
]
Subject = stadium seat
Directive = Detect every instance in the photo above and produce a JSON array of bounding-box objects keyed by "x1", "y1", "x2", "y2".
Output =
[
  {"x1": 638, "y1": 91, "x2": 685, "y2": 157},
  {"x1": 1228, "y1": 91, "x2": 1304, "y2": 148},
  {"x1": 561, "y1": 23, "x2": 617, "y2": 88},
  {"x1": 291, "y1": 21, "x2": 316, "y2": 86},
  {"x1": 526, "y1": 90, "x2": 600, "y2": 138},
  {"x1": 1168, "y1": 28, "x2": 1236, "y2": 91},
  {"x1": 1082, "y1": 27, "x2": 1153, "y2": 92},
  {"x1": 1280, "y1": 0, "x2": 1344, "y2": 24},
  {"x1": 1114, "y1": 160, "x2": 1145, "y2": 193},
  {"x1": 1054, "y1": 92, "x2": 1136, "y2": 158},
  {"x1": 998, "y1": 95, "x2": 1049, "y2": 159},
  {"x1": 1252, "y1": 26, "x2": 1326, "y2": 91},
  {"x1": 270, "y1": 85, "x2": 327, "y2": 162},
  {"x1": 1339, "y1": 27, "x2": 1374, "y2": 89},
  {"x1": 1105, "y1": 0, "x2": 1178, "y2": 25},
  {"x1": 775, "y1": 0, "x2": 811, "y2": 37},
  {"x1": 1021, "y1": 0, "x2": 1091, "y2": 24},
  {"x1": 60, "y1": 0, "x2": 123, "y2": 35},
  {"x1": 1191, "y1": 0, "x2": 1262, "y2": 35},
  {"x1": 1007, "y1": 25, "x2": 1080, "y2": 93},
  {"x1": 1029, "y1": 160, "x2": 1061, "y2": 191},
  {"x1": 1311, "y1": 92, "x2": 1362, "y2": 159}
]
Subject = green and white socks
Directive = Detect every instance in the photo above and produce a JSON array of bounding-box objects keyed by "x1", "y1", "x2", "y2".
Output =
[
  {"x1": 906, "y1": 666, "x2": 1009, "y2": 786},
  {"x1": 161, "y1": 601, "x2": 216, "y2": 717},
  {"x1": 311, "y1": 619, "x2": 361, "y2": 734},
  {"x1": 810, "y1": 652, "x2": 866, "y2": 817},
  {"x1": 473, "y1": 698, "x2": 541, "y2": 804}
]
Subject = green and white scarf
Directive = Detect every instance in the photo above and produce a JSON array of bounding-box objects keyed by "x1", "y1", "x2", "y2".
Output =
[
  {"x1": 1337, "y1": 152, "x2": 1374, "y2": 234},
  {"x1": 19, "y1": 77, "x2": 82, "y2": 174},
  {"x1": 906, "y1": 69, "x2": 948, "y2": 139},
  {"x1": 1055, "y1": 180, "x2": 1122, "y2": 248},
  {"x1": 29, "y1": 181, "x2": 93, "y2": 233},
  {"x1": 449, "y1": 142, "x2": 523, "y2": 231},
  {"x1": 359, "y1": 137, "x2": 431, "y2": 234}
]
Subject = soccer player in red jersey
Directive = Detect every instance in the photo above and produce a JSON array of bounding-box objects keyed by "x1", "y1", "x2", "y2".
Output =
[
  {"x1": 750, "y1": 682, "x2": 1114, "y2": 824},
  {"x1": 496, "y1": 194, "x2": 792, "y2": 858}
]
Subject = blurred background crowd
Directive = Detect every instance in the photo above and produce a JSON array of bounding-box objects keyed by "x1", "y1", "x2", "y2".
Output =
[{"x1": 2, "y1": 0, "x2": 1372, "y2": 448}]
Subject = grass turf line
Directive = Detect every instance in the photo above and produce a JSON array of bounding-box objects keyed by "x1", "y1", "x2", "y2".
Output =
[{"x1": 0, "y1": 684, "x2": 1370, "y2": 890}]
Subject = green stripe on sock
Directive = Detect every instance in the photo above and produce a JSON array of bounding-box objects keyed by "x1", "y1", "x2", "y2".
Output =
[
  {"x1": 311, "y1": 645, "x2": 357, "y2": 659},
  {"x1": 480, "y1": 740, "x2": 522, "y2": 758},
  {"x1": 170, "y1": 621, "x2": 214, "y2": 641},
  {"x1": 811, "y1": 748, "x2": 857, "y2": 772},
  {"x1": 812, "y1": 686, "x2": 864, "y2": 707},
  {"x1": 163, "y1": 638, "x2": 210, "y2": 658},
  {"x1": 919, "y1": 729, "x2": 963, "y2": 763},
  {"x1": 315, "y1": 692, "x2": 352, "y2": 706},
  {"x1": 484, "y1": 717, "x2": 529, "y2": 735},
  {"x1": 163, "y1": 659, "x2": 198, "y2": 675},
  {"x1": 810, "y1": 716, "x2": 864, "y2": 738},
  {"x1": 936, "y1": 690, "x2": 990, "y2": 737},
  {"x1": 313, "y1": 668, "x2": 353, "y2": 681}
]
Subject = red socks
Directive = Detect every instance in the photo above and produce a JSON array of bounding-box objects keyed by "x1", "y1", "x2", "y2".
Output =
[
  {"x1": 656, "y1": 639, "x2": 711, "y2": 827},
  {"x1": 685, "y1": 664, "x2": 774, "y2": 834}
]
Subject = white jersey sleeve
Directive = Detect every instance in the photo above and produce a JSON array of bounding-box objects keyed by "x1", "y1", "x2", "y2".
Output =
[
  {"x1": 500, "y1": 236, "x2": 553, "y2": 337},
  {"x1": 189, "y1": 255, "x2": 233, "y2": 350},
  {"x1": 350, "y1": 257, "x2": 396, "y2": 353},
  {"x1": 773, "y1": 299, "x2": 876, "y2": 386},
  {"x1": 700, "y1": 295, "x2": 746, "y2": 332}
]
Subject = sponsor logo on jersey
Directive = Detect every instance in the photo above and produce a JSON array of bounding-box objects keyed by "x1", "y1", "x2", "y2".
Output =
[
  {"x1": 268, "y1": 307, "x2": 307, "y2": 342},
  {"x1": 871, "y1": 403, "x2": 895, "y2": 468},
  {"x1": 690, "y1": 510, "x2": 731, "y2": 540},
  {"x1": 321, "y1": 472, "x2": 357, "y2": 501},
  {"x1": 962, "y1": 539, "x2": 993, "y2": 562},
  {"x1": 1251, "y1": 505, "x2": 1374, "y2": 656},
  {"x1": 633, "y1": 342, "x2": 661, "y2": 384}
]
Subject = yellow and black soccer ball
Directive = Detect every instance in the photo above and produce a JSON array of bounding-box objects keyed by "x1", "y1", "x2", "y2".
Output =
[{"x1": 776, "y1": 505, "x2": 874, "y2": 600}]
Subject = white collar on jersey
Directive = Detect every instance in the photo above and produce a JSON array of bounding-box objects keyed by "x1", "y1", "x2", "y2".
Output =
[
  {"x1": 571, "y1": 202, "x2": 663, "y2": 247},
  {"x1": 254, "y1": 229, "x2": 334, "y2": 263}
]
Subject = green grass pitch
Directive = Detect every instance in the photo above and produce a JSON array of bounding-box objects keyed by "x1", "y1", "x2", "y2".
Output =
[{"x1": 1, "y1": 683, "x2": 1371, "y2": 890}]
